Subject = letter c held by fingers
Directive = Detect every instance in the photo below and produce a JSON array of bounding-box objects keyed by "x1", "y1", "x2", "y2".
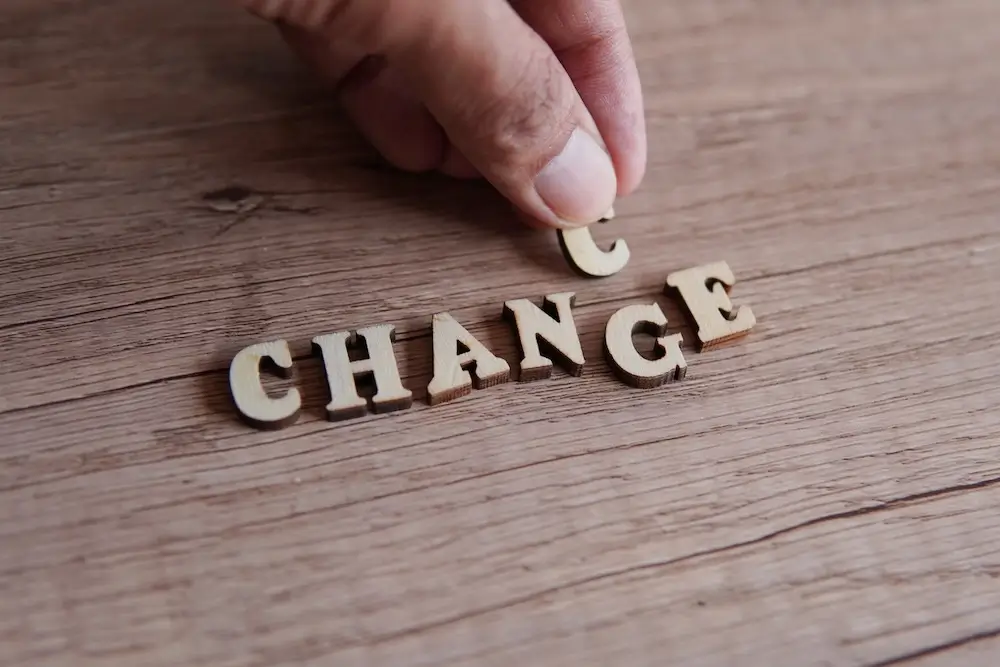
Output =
[{"x1": 557, "y1": 210, "x2": 630, "y2": 278}]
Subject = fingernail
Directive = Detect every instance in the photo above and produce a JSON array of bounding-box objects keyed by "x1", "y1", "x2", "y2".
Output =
[{"x1": 535, "y1": 128, "x2": 618, "y2": 227}]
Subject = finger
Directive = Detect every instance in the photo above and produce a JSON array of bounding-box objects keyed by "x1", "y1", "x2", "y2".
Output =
[
  {"x1": 439, "y1": 146, "x2": 479, "y2": 180},
  {"x1": 510, "y1": 0, "x2": 646, "y2": 195},
  {"x1": 281, "y1": 23, "x2": 476, "y2": 178},
  {"x1": 241, "y1": 0, "x2": 618, "y2": 229},
  {"x1": 279, "y1": 24, "x2": 446, "y2": 173}
]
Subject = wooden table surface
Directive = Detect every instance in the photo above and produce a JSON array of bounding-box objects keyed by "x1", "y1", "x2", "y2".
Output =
[{"x1": 3, "y1": 1, "x2": 1000, "y2": 665}]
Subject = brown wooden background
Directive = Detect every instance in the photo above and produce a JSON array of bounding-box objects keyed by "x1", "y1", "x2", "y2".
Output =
[{"x1": 3, "y1": 1, "x2": 1000, "y2": 665}]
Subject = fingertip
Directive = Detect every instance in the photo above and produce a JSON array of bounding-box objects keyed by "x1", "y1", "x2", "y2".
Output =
[
  {"x1": 534, "y1": 127, "x2": 618, "y2": 227},
  {"x1": 580, "y1": 75, "x2": 647, "y2": 198},
  {"x1": 614, "y1": 113, "x2": 647, "y2": 196},
  {"x1": 615, "y1": 93, "x2": 648, "y2": 195}
]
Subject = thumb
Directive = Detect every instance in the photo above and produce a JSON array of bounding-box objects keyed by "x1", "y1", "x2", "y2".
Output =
[{"x1": 241, "y1": 0, "x2": 618, "y2": 229}]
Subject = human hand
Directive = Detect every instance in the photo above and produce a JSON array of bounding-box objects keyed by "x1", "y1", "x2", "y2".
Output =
[{"x1": 238, "y1": 0, "x2": 646, "y2": 230}]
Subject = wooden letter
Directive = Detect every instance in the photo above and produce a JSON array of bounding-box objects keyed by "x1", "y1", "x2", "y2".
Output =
[
  {"x1": 427, "y1": 313, "x2": 510, "y2": 406},
  {"x1": 229, "y1": 340, "x2": 301, "y2": 430},
  {"x1": 557, "y1": 209, "x2": 630, "y2": 278},
  {"x1": 312, "y1": 324, "x2": 413, "y2": 421},
  {"x1": 665, "y1": 261, "x2": 756, "y2": 351},
  {"x1": 502, "y1": 292, "x2": 585, "y2": 381},
  {"x1": 603, "y1": 304, "x2": 687, "y2": 389}
]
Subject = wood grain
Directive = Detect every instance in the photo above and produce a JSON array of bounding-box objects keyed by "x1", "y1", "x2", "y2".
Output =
[{"x1": 2, "y1": 1, "x2": 1000, "y2": 665}]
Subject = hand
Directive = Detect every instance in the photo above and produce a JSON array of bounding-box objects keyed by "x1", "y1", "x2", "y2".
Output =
[{"x1": 238, "y1": 0, "x2": 646, "y2": 230}]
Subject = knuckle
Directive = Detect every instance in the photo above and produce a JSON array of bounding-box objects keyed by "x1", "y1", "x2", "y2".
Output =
[
  {"x1": 240, "y1": 0, "x2": 290, "y2": 21},
  {"x1": 472, "y1": 50, "x2": 575, "y2": 174},
  {"x1": 302, "y1": 0, "x2": 354, "y2": 31},
  {"x1": 567, "y1": 24, "x2": 632, "y2": 63},
  {"x1": 243, "y1": 0, "x2": 381, "y2": 41}
]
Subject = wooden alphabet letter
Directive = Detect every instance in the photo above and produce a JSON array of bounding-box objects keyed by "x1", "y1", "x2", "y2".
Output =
[
  {"x1": 603, "y1": 304, "x2": 687, "y2": 389},
  {"x1": 665, "y1": 261, "x2": 756, "y2": 351},
  {"x1": 312, "y1": 324, "x2": 413, "y2": 421},
  {"x1": 229, "y1": 340, "x2": 302, "y2": 430},
  {"x1": 557, "y1": 209, "x2": 630, "y2": 278},
  {"x1": 426, "y1": 313, "x2": 510, "y2": 406},
  {"x1": 502, "y1": 292, "x2": 585, "y2": 381}
]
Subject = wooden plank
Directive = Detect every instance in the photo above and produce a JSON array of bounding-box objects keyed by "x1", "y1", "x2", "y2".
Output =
[{"x1": 2, "y1": 0, "x2": 1000, "y2": 665}]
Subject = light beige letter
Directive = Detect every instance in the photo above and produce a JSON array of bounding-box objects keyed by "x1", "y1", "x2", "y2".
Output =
[
  {"x1": 502, "y1": 292, "x2": 585, "y2": 381},
  {"x1": 604, "y1": 304, "x2": 687, "y2": 389},
  {"x1": 229, "y1": 340, "x2": 302, "y2": 430},
  {"x1": 427, "y1": 313, "x2": 510, "y2": 406},
  {"x1": 665, "y1": 261, "x2": 755, "y2": 351},
  {"x1": 312, "y1": 324, "x2": 412, "y2": 421},
  {"x1": 556, "y1": 208, "x2": 630, "y2": 278}
]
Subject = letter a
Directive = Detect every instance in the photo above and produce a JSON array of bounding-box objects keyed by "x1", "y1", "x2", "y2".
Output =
[{"x1": 426, "y1": 313, "x2": 510, "y2": 406}]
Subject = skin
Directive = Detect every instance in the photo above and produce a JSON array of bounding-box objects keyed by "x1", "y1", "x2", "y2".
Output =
[{"x1": 237, "y1": 0, "x2": 646, "y2": 230}]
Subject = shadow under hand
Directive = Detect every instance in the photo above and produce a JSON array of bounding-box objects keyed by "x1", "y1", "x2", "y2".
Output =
[{"x1": 188, "y1": 19, "x2": 567, "y2": 275}]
